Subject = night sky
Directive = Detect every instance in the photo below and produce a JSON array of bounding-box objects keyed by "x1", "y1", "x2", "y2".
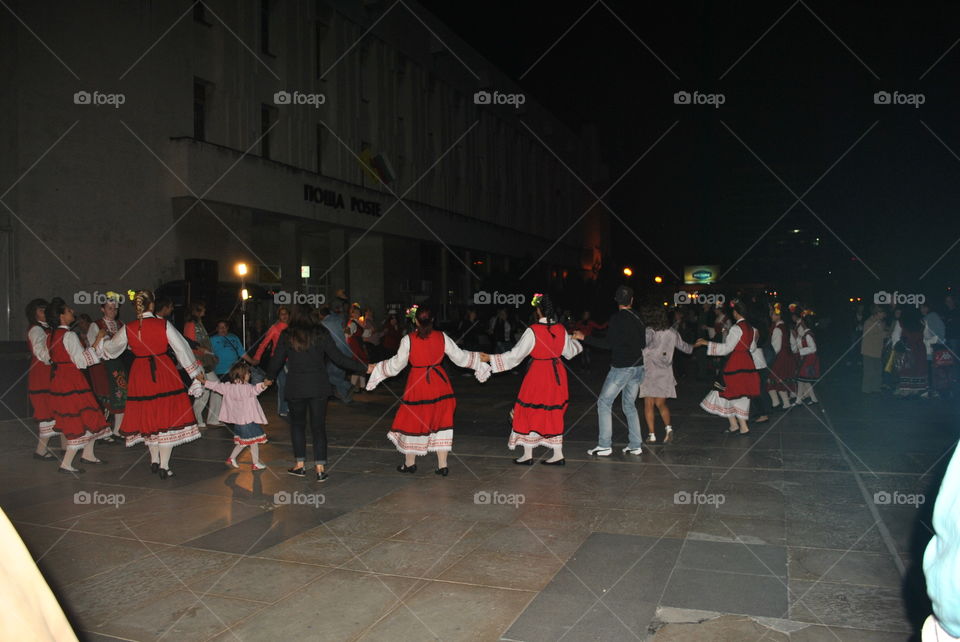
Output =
[{"x1": 420, "y1": 0, "x2": 960, "y2": 302}]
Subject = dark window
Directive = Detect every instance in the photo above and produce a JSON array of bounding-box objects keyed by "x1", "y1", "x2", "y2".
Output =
[
  {"x1": 260, "y1": 0, "x2": 271, "y2": 54},
  {"x1": 261, "y1": 104, "x2": 276, "y2": 159},
  {"x1": 315, "y1": 21, "x2": 329, "y2": 79},
  {"x1": 316, "y1": 123, "x2": 324, "y2": 174},
  {"x1": 193, "y1": 80, "x2": 206, "y2": 141},
  {"x1": 193, "y1": 1, "x2": 208, "y2": 24}
]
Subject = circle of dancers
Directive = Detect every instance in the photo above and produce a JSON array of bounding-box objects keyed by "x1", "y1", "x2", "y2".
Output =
[{"x1": 25, "y1": 286, "x2": 822, "y2": 479}]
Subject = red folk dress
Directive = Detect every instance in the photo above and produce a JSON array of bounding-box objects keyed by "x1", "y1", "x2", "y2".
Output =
[
  {"x1": 101, "y1": 314, "x2": 202, "y2": 447},
  {"x1": 368, "y1": 330, "x2": 483, "y2": 455},
  {"x1": 796, "y1": 327, "x2": 821, "y2": 382},
  {"x1": 27, "y1": 324, "x2": 56, "y2": 437},
  {"x1": 489, "y1": 321, "x2": 583, "y2": 449},
  {"x1": 767, "y1": 320, "x2": 797, "y2": 393},
  {"x1": 47, "y1": 327, "x2": 110, "y2": 448},
  {"x1": 700, "y1": 319, "x2": 760, "y2": 420}
]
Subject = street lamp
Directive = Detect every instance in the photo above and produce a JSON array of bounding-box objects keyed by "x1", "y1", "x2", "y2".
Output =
[
  {"x1": 235, "y1": 262, "x2": 248, "y2": 349},
  {"x1": 654, "y1": 275, "x2": 663, "y2": 284},
  {"x1": 622, "y1": 267, "x2": 633, "y2": 277}
]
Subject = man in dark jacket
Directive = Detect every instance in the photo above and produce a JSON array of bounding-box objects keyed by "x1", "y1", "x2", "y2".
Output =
[{"x1": 585, "y1": 285, "x2": 646, "y2": 456}]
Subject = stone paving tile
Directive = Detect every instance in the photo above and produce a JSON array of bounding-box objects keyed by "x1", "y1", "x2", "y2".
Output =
[
  {"x1": 689, "y1": 511, "x2": 787, "y2": 547},
  {"x1": 341, "y1": 539, "x2": 466, "y2": 579},
  {"x1": 504, "y1": 533, "x2": 682, "y2": 640},
  {"x1": 788, "y1": 547, "x2": 903, "y2": 588},
  {"x1": 357, "y1": 580, "x2": 535, "y2": 642},
  {"x1": 789, "y1": 580, "x2": 910, "y2": 633},
  {"x1": 93, "y1": 589, "x2": 260, "y2": 642},
  {"x1": 207, "y1": 569, "x2": 422, "y2": 641},
  {"x1": 187, "y1": 555, "x2": 333, "y2": 602},
  {"x1": 676, "y1": 539, "x2": 787, "y2": 578},
  {"x1": 661, "y1": 567, "x2": 789, "y2": 618}
]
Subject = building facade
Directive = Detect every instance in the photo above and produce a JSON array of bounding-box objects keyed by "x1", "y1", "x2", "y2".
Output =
[{"x1": 0, "y1": 0, "x2": 609, "y2": 338}]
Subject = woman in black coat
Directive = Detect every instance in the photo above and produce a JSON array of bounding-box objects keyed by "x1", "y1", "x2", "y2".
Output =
[{"x1": 265, "y1": 305, "x2": 367, "y2": 481}]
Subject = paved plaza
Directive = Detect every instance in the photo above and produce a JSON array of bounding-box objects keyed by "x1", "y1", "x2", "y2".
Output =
[{"x1": 2, "y1": 351, "x2": 953, "y2": 641}]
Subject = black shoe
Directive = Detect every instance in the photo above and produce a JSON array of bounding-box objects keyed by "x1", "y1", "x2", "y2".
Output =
[
  {"x1": 287, "y1": 466, "x2": 306, "y2": 477},
  {"x1": 81, "y1": 458, "x2": 107, "y2": 465},
  {"x1": 513, "y1": 458, "x2": 534, "y2": 465},
  {"x1": 58, "y1": 466, "x2": 84, "y2": 474},
  {"x1": 158, "y1": 468, "x2": 173, "y2": 480},
  {"x1": 150, "y1": 462, "x2": 160, "y2": 474},
  {"x1": 32, "y1": 452, "x2": 56, "y2": 461},
  {"x1": 316, "y1": 471, "x2": 328, "y2": 482},
  {"x1": 541, "y1": 459, "x2": 565, "y2": 466},
  {"x1": 397, "y1": 464, "x2": 417, "y2": 473},
  {"x1": 435, "y1": 467, "x2": 449, "y2": 476}
]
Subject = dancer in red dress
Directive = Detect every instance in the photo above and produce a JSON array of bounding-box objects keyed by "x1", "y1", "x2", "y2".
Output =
[
  {"x1": 767, "y1": 303, "x2": 797, "y2": 410},
  {"x1": 44, "y1": 298, "x2": 111, "y2": 473},
  {"x1": 481, "y1": 294, "x2": 583, "y2": 465},
  {"x1": 697, "y1": 300, "x2": 761, "y2": 435},
  {"x1": 366, "y1": 305, "x2": 487, "y2": 476},
  {"x1": 26, "y1": 299, "x2": 59, "y2": 460},
  {"x1": 795, "y1": 311, "x2": 821, "y2": 405},
  {"x1": 99, "y1": 290, "x2": 204, "y2": 479},
  {"x1": 86, "y1": 294, "x2": 128, "y2": 439}
]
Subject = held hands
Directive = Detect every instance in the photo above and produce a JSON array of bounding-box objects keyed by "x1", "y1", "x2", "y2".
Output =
[
  {"x1": 571, "y1": 330, "x2": 585, "y2": 341},
  {"x1": 694, "y1": 338, "x2": 709, "y2": 348},
  {"x1": 263, "y1": 379, "x2": 274, "y2": 387},
  {"x1": 367, "y1": 363, "x2": 376, "y2": 374},
  {"x1": 479, "y1": 353, "x2": 491, "y2": 363}
]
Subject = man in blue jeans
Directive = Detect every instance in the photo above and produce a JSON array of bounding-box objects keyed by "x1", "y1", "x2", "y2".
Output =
[{"x1": 584, "y1": 285, "x2": 647, "y2": 456}]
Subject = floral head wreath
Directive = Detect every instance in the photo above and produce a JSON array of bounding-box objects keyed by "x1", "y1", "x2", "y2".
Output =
[
  {"x1": 772, "y1": 302, "x2": 782, "y2": 316},
  {"x1": 103, "y1": 291, "x2": 124, "y2": 305},
  {"x1": 530, "y1": 293, "x2": 543, "y2": 308},
  {"x1": 802, "y1": 308, "x2": 815, "y2": 318},
  {"x1": 405, "y1": 304, "x2": 419, "y2": 322},
  {"x1": 126, "y1": 289, "x2": 137, "y2": 302},
  {"x1": 788, "y1": 302, "x2": 799, "y2": 313}
]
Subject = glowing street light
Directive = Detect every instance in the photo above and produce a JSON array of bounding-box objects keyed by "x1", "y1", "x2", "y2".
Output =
[
  {"x1": 623, "y1": 267, "x2": 633, "y2": 277},
  {"x1": 235, "y1": 262, "x2": 248, "y2": 277},
  {"x1": 654, "y1": 275, "x2": 663, "y2": 284}
]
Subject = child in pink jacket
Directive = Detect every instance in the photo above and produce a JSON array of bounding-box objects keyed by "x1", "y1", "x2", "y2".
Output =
[{"x1": 205, "y1": 362, "x2": 270, "y2": 470}]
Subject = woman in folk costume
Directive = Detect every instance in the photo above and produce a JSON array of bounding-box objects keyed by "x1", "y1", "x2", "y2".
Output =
[
  {"x1": 44, "y1": 298, "x2": 112, "y2": 473},
  {"x1": 638, "y1": 305, "x2": 693, "y2": 444},
  {"x1": 26, "y1": 299, "x2": 62, "y2": 461},
  {"x1": 366, "y1": 305, "x2": 488, "y2": 476},
  {"x1": 697, "y1": 299, "x2": 761, "y2": 435},
  {"x1": 892, "y1": 307, "x2": 928, "y2": 397},
  {"x1": 767, "y1": 303, "x2": 797, "y2": 410},
  {"x1": 795, "y1": 310, "x2": 821, "y2": 405},
  {"x1": 86, "y1": 293, "x2": 128, "y2": 440},
  {"x1": 345, "y1": 303, "x2": 368, "y2": 391},
  {"x1": 481, "y1": 293, "x2": 583, "y2": 465},
  {"x1": 99, "y1": 290, "x2": 204, "y2": 479}
]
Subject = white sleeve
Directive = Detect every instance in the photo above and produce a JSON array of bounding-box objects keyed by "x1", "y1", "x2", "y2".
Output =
[
  {"x1": 891, "y1": 321, "x2": 902, "y2": 346},
  {"x1": 166, "y1": 321, "x2": 202, "y2": 377},
  {"x1": 561, "y1": 333, "x2": 583, "y2": 359},
  {"x1": 789, "y1": 330, "x2": 799, "y2": 353},
  {"x1": 673, "y1": 329, "x2": 694, "y2": 355},
  {"x1": 100, "y1": 325, "x2": 129, "y2": 360},
  {"x1": 86, "y1": 323, "x2": 100, "y2": 347},
  {"x1": 799, "y1": 333, "x2": 817, "y2": 356},
  {"x1": 63, "y1": 331, "x2": 100, "y2": 369},
  {"x1": 28, "y1": 326, "x2": 51, "y2": 364},
  {"x1": 771, "y1": 326, "x2": 783, "y2": 354},
  {"x1": 707, "y1": 324, "x2": 743, "y2": 357},
  {"x1": 443, "y1": 333, "x2": 481, "y2": 370},
  {"x1": 490, "y1": 328, "x2": 536, "y2": 373},
  {"x1": 367, "y1": 335, "x2": 409, "y2": 390}
]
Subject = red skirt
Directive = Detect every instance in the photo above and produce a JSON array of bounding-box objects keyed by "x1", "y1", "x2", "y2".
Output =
[
  {"x1": 768, "y1": 349, "x2": 797, "y2": 392},
  {"x1": 28, "y1": 362, "x2": 54, "y2": 424},
  {"x1": 797, "y1": 354, "x2": 820, "y2": 382},
  {"x1": 49, "y1": 364, "x2": 109, "y2": 444},
  {"x1": 512, "y1": 359, "x2": 568, "y2": 438},
  {"x1": 391, "y1": 365, "x2": 455, "y2": 435},
  {"x1": 122, "y1": 354, "x2": 198, "y2": 440},
  {"x1": 720, "y1": 352, "x2": 760, "y2": 399}
]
